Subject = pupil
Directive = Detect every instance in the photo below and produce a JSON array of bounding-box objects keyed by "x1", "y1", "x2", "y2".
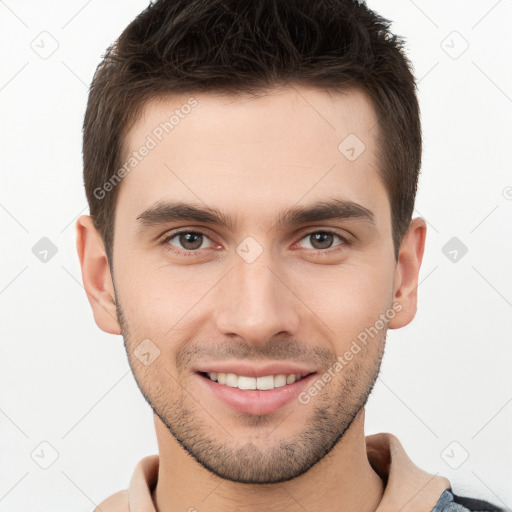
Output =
[
  {"x1": 180, "y1": 233, "x2": 203, "y2": 250},
  {"x1": 311, "y1": 232, "x2": 332, "y2": 249}
]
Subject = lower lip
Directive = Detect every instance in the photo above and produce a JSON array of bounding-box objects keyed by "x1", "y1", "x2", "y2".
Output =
[{"x1": 196, "y1": 372, "x2": 317, "y2": 415}]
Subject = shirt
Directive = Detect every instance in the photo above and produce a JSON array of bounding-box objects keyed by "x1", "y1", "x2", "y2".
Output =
[{"x1": 93, "y1": 432, "x2": 503, "y2": 512}]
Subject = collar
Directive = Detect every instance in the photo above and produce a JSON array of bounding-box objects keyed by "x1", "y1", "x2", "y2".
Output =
[
  {"x1": 366, "y1": 433, "x2": 451, "y2": 512},
  {"x1": 96, "y1": 432, "x2": 451, "y2": 512}
]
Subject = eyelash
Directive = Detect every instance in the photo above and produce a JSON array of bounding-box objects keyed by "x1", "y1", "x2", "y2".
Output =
[{"x1": 159, "y1": 229, "x2": 349, "y2": 257}]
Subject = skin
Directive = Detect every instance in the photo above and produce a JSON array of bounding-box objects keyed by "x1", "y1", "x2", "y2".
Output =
[{"x1": 76, "y1": 86, "x2": 426, "y2": 512}]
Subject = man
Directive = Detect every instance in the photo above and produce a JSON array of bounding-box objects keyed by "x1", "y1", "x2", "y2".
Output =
[{"x1": 76, "y1": 1, "x2": 503, "y2": 510}]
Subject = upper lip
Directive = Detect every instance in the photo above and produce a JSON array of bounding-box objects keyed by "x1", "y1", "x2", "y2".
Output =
[{"x1": 195, "y1": 362, "x2": 318, "y2": 379}]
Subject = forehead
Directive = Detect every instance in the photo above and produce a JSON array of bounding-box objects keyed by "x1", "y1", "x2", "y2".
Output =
[{"x1": 117, "y1": 86, "x2": 389, "y2": 230}]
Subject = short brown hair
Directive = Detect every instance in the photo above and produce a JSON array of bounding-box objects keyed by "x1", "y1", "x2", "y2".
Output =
[{"x1": 83, "y1": 0, "x2": 421, "y2": 264}]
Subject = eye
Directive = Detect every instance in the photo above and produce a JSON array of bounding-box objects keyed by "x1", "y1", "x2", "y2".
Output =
[
  {"x1": 162, "y1": 231, "x2": 215, "y2": 253},
  {"x1": 159, "y1": 229, "x2": 348, "y2": 256},
  {"x1": 297, "y1": 230, "x2": 347, "y2": 251}
]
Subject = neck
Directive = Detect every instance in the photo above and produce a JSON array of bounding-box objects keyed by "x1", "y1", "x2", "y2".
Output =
[{"x1": 152, "y1": 409, "x2": 384, "y2": 512}]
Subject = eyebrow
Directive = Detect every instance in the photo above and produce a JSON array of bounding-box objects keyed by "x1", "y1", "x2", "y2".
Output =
[{"x1": 135, "y1": 198, "x2": 375, "y2": 233}]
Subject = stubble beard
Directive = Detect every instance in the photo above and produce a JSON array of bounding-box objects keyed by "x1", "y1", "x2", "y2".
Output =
[{"x1": 115, "y1": 296, "x2": 386, "y2": 484}]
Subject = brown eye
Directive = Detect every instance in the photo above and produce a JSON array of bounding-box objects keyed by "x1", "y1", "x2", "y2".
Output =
[
  {"x1": 163, "y1": 231, "x2": 214, "y2": 253},
  {"x1": 177, "y1": 232, "x2": 204, "y2": 250},
  {"x1": 309, "y1": 232, "x2": 334, "y2": 249},
  {"x1": 297, "y1": 231, "x2": 346, "y2": 252}
]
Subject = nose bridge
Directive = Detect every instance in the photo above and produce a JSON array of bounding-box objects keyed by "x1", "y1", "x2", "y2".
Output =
[{"x1": 214, "y1": 247, "x2": 299, "y2": 343}]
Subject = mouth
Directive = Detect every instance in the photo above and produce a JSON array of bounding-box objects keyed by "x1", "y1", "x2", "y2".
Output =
[
  {"x1": 197, "y1": 371, "x2": 316, "y2": 390},
  {"x1": 196, "y1": 370, "x2": 319, "y2": 415}
]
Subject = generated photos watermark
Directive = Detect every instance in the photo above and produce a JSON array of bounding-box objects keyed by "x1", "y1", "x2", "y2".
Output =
[
  {"x1": 93, "y1": 97, "x2": 198, "y2": 200},
  {"x1": 298, "y1": 301, "x2": 402, "y2": 405}
]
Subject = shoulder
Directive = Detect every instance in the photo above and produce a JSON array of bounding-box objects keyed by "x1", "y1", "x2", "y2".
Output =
[
  {"x1": 432, "y1": 489, "x2": 505, "y2": 512},
  {"x1": 93, "y1": 490, "x2": 129, "y2": 512}
]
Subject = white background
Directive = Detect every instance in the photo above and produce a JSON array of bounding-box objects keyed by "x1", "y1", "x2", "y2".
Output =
[{"x1": 0, "y1": 1, "x2": 511, "y2": 510}]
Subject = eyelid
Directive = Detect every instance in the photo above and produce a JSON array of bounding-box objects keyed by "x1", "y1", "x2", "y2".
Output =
[
  {"x1": 293, "y1": 228, "x2": 349, "y2": 251},
  {"x1": 159, "y1": 227, "x2": 351, "y2": 255},
  {"x1": 159, "y1": 228, "x2": 218, "y2": 254}
]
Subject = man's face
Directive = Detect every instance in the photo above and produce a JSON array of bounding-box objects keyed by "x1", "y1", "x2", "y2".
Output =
[{"x1": 112, "y1": 86, "x2": 398, "y2": 483}]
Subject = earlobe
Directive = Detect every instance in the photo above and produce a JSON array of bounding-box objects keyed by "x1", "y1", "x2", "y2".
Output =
[
  {"x1": 76, "y1": 215, "x2": 122, "y2": 335},
  {"x1": 388, "y1": 217, "x2": 427, "y2": 330}
]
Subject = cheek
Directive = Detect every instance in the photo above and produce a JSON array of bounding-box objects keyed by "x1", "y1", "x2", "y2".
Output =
[
  {"x1": 296, "y1": 262, "x2": 393, "y2": 337},
  {"x1": 116, "y1": 258, "x2": 217, "y2": 340}
]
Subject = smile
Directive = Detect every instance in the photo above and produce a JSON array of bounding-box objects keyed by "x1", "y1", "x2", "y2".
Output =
[
  {"x1": 201, "y1": 371, "x2": 309, "y2": 390},
  {"x1": 197, "y1": 371, "x2": 318, "y2": 415}
]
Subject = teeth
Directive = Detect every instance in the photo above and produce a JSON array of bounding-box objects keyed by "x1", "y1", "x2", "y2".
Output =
[
  {"x1": 205, "y1": 372, "x2": 304, "y2": 390},
  {"x1": 273, "y1": 375, "x2": 287, "y2": 388},
  {"x1": 238, "y1": 375, "x2": 256, "y2": 390},
  {"x1": 257, "y1": 375, "x2": 276, "y2": 390},
  {"x1": 225, "y1": 373, "x2": 238, "y2": 387},
  {"x1": 286, "y1": 374, "x2": 296, "y2": 385}
]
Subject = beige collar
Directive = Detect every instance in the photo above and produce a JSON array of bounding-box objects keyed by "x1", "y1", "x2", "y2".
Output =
[
  {"x1": 367, "y1": 433, "x2": 451, "y2": 512},
  {"x1": 96, "y1": 432, "x2": 451, "y2": 512}
]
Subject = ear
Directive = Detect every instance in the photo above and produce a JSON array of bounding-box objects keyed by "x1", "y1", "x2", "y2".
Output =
[
  {"x1": 388, "y1": 217, "x2": 427, "y2": 329},
  {"x1": 76, "y1": 215, "x2": 121, "y2": 335}
]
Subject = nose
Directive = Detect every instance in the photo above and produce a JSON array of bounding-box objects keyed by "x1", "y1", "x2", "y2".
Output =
[{"x1": 213, "y1": 250, "x2": 300, "y2": 345}]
